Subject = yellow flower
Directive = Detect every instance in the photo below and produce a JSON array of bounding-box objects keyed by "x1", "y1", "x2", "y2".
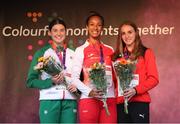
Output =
[
  {"x1": 38, "y1": 57, "x2": 45, "y2": 62},
  {"x1": 126, "y1": 59, "x2": 131, "y2": 64},
  {"x1": 91, "y1": 62, "x2": 97, "y2": 69}
]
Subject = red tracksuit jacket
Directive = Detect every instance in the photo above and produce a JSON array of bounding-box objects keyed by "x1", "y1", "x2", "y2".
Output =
[{"x1": 116, "y1": 48, "x2": 159, "y2": 103}]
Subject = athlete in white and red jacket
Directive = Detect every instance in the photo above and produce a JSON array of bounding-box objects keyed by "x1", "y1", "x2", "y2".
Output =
[{"x1": 72, "y1": 12, "x2": 117, "y2": 123}]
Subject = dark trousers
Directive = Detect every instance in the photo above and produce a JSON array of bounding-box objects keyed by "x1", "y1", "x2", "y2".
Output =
[{"x1": 117, "y1": 102, "x2": 149, "y2": 123}]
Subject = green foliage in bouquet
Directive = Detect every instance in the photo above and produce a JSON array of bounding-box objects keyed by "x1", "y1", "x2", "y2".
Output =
[
  {"x1": 114, "y1": 56, "x2": 136, "y2": 114},
  {"x1": 89, "y1": 62, "x2": 110, "y2": 115},
  {"x1": 34, "y1": 56, "x2": 63, "y2": 76},
  {"x1": 34, "y1": 56, "x2": 80, "y2": 98}
]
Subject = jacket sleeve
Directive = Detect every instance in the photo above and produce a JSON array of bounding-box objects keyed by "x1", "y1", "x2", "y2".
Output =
[
  {"x1": 72, "y1": 47, "x2": 92, "y2": 96},
  {"x1": 26, "y1": 50, "x2": 53, "y2": 89},
  {"x1": 135, "y1": 49, "x2": 159, "y2": 94}
]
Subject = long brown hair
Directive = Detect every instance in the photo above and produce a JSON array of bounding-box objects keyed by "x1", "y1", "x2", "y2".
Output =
[{"x1": 112, "y1": 20, "x2": 147, "y2": 61}]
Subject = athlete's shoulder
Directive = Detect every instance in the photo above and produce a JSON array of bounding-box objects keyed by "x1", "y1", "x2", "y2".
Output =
[
  {"x1": 75, "y1": 41, "x2": 89, "y2": 52},
  {"x1": 34, "y1": 44, "x2": 51, "y2": 56},
  {"x1": 103, "y1": 43, "x2": 114, "y2": 52}
]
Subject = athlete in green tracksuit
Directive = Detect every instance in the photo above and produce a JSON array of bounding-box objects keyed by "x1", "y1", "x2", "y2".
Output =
[{"x1": 26, "y1": 18, "x2": 77, "y2": 123}]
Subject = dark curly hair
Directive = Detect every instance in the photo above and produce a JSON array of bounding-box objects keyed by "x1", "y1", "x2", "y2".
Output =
[{"x1": 85, "y1": 11, "x2": 104, "y2": 27}]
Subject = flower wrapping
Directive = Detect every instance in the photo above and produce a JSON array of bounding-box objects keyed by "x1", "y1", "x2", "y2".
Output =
[
  {"x1": 34, "y1": 56, "x2": 63, "y2": 76},
  {"x1": 114, "y1": 55, "x2": 136, "y2": 114},
  {"x1": 89, "y1": 62, "x2": 110, "y2": 116},
  {"x1": 34, "y1": 56, "x2": 80, "y2": 97}
]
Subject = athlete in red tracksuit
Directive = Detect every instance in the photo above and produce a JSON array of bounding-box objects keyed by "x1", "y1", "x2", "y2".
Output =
[
  {"x1": 72, "y1": 12, "x2": 117, "y2": 123},
  {"x1": 113, "y1": 20, "x2": 159, "y2": 123}
]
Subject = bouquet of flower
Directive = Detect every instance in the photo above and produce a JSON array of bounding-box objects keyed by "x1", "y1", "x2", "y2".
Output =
[
  {"x1": 89, "y1": 62, "x2": 110, "y2": 116},
  {"x1": 34, "y1": 56, "x2": 80, "y2": 97},
  {"x1": 114, "y1": 55, "x2": 136, "y2": 114},
  {"x1": 34, "y1": 56, "x2": 63, "y2": 76}
]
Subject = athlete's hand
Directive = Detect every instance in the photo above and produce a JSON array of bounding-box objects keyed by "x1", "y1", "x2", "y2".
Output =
[
  {"x1": 67, "y1": 83, "x2": 77, "y2": 93},
  {"x1": 123, "y1": 88, "x2": 136, "y2": 101},
  {"x1": 51, "y1": 72, "x2": 64, "y2": 85},
  {"x1": 88, "y1": 89, "x2": 104, "y2": 99}
]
